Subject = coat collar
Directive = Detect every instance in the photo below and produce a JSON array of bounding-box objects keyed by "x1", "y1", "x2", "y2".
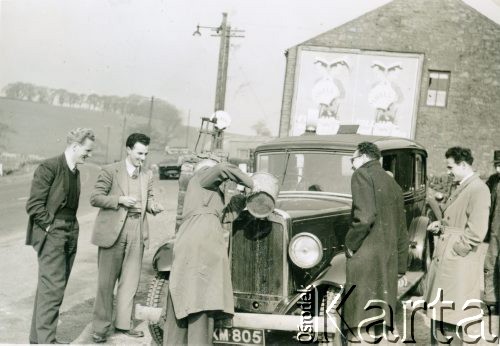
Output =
[
  {"x1": 58, "y1": 153, "x2": 67, "y2": 168},
  {"x1": 116, "y1": 160, "x2": 129, "y2": 195},
  {"x1": 58, "y1": 153, "x2": 80, "y2": 196},
  {"x1": 140, "y1": 170, "x2": 148, "y2": 209},
  {"x1": 443, "y1": 173, "x2": 480, "y2": 211},
  {"x1": 358, "y1": 159, "x2": 380, "y2": 170}
]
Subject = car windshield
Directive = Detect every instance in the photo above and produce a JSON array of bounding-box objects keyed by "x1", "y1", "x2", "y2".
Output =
[{"x1": 256, "y1": 151, "x2": 354, "y2": 195}]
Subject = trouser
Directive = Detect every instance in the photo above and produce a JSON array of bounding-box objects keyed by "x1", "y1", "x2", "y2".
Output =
[
  {"x1": 342, "y1": 324, "x2": 395, "y2": 345},
  {"x1": 92, "y1": 214, "x2": 144, "y2": 335},
  {"x1": 430, "y1": 319, "x2": 463, "y2": 346},
  {"x1": 29, "y1": 219, "x2": 79, "y2": 344},
  {"x1": 164, "y1": 291, "x2": 214, "y2": 346},
  {"x1": 484, "y1": 230, "x2": 499, "y2": 304}
]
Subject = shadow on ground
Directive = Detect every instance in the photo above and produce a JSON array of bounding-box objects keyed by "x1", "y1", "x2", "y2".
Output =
[
  {"x1": 58, "y1": 298, "x2": 94, "y2": 342},
  {"x1": 57, "y1": 260, "x2": 156, "y2": 343}
]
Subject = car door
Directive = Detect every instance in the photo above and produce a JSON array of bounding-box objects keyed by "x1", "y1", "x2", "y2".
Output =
[{"x1": 382, "y1": 150, "x2": 415, "y2": 228}]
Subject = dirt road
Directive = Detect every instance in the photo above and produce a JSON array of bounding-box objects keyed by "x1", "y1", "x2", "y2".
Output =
[
  {"x1": 0, "y1": 166, "x2": 497, "y2": 344},
  {"x1": 0, "y1": 166, "x2": 177, "y2": 343}
]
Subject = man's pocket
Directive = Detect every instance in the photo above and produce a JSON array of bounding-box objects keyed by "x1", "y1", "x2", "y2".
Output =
[{"x1": 32, "y1": 224, "x2": 49, "y2": 253}]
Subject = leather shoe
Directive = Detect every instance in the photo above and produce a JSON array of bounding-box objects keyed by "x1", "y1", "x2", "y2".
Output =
[
  {"x1": 91, "y1": 333, "x2": 107, "y2": 343},
  {"x1": 115, "y1": 328, "x2": 144, "y2": 338},
  {"x1": 487, "y1": 303, "x2": 499, "y2": 315}
]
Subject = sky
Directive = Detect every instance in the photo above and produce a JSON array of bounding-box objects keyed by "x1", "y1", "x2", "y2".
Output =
[{"x1": 1, "y1": 0, "x2": 499, "y2": 135}]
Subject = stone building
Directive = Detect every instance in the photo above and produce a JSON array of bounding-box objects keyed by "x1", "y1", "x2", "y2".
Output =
[{"x1": 279, "y1": 0, "x2": 500, "y2": 175}]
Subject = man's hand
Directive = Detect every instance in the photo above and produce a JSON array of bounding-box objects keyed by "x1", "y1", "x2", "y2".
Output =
[
  {"x1": 119, "y1": 196, "x2": 137, "y2": 208},
  {"x1": 452, "y1": 241, "x2": 468, "y2": 257},
  {"x1": 398, "y1": 274, "x2": 408, "y2": 288},
  {"x1": 427, "y1": 220, "x2": 442, "y2": 234},
  {"x1": 151, "y1": 202, "x2": 164, "y2": 214},
  {"x1": 345, "y1": 247, "x2": 354, "y2": 258}
]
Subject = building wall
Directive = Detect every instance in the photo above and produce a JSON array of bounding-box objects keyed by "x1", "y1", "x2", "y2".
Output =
[
  {"x1": 223, "y1": 136, "x2": 273, "y2": 160},
  {"x1": 279, "y1": 0, "x2": 500, "y2": 175}
]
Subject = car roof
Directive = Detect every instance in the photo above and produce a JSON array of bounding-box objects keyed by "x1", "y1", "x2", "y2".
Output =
[{"x1": 255, "y1": 134, "x2": 426, "y2": 154}]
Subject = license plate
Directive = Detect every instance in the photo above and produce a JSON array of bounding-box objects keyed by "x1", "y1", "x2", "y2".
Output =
[{"x1": 213, "y1": 327, "x2": 265, "y2": 345}]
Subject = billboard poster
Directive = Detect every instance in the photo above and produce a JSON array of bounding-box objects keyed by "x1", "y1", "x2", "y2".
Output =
[{"x1": 290, "y1": 46, "x2": 423, "y2": 139}]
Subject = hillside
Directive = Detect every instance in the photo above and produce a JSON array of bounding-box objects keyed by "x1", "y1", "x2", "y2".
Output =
[{"x1": 0, "y1": 98, "x2": 257, "y2": 165}]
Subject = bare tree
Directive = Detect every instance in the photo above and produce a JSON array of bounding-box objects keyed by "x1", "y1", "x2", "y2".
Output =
[
  {"x1": 2, "y1": 82, "x2": 25, "y2": 99},
  {"x1": 251, "y1": 119, "x2": 272, "y2": 137}
]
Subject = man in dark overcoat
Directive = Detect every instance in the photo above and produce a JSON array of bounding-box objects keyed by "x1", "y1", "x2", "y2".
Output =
[
  {"x1": 343, "y1": 141, "x2": 408, "y2": 343},
  {"x1": 164, "y1": 159, "x2": 253, "y2": 345},
  {"x1": 484, "y1": 150, "x2": 500, "y2": 314},
  {"x1": 26, "y1": 128, "x2": 95, "y2": 344}
]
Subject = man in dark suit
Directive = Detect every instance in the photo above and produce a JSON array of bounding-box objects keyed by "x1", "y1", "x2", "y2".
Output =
[
  {"x1": 90, "y1": 133, "x2": 164, "y2": 343},
  {"x1": 343, "y1": 141, "x2": 408, "y2": 344},
  {"x1": 26, "y1": 128, "x2": 95, "y2": 344}
]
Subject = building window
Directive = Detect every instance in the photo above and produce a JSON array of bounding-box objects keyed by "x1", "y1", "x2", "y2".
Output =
[
  {"x1": 426, "y1": 71, "x2": 450, "y2": 107},
  {"x1": 236, "y1": 149, "x2": 250, "y2": 159}
]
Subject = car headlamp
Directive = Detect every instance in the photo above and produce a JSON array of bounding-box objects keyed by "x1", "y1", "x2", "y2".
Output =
[{"x1": 288, "y1": 233, "x2": 323, "y2": 269}]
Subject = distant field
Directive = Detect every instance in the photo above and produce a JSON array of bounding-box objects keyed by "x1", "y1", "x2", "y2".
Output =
[
  {"x1": 0, "y1": 98, "x2": 258, "y2": 169},
  {"x1": 0, "y1": 98, "x2": 188, "y2": 165}
]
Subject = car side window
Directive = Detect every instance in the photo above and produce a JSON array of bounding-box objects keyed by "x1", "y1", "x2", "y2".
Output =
[
  {"x1": 383, "y1": 152, "x2": 413, "y2": 193},
  {"x1": 396, "y1": 152, "x2": 414, "y2": 193},
  {"x1": 414, "y1": 153, "x2": 426, "y2": 191},
  {"x1": 382, "y1": 154, "x2": 397, "y2": 177}
]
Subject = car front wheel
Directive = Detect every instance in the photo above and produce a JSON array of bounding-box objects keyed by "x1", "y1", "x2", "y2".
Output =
[
  {"x1": 146, "y1": 272, "x2": 169, "y2": 345},
  {"x1": 318, "y1": 286, "x2": 344, "y2": 346}
]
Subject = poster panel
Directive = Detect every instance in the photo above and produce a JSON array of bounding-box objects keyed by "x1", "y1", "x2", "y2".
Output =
[{"x1": 290, "y1": 47, "x2": 423, "y2": 139}]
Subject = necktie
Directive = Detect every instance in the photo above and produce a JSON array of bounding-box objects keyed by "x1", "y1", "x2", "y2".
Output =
[{"x1": 132, "y1": 167, "x2": 139, "y2": 179}]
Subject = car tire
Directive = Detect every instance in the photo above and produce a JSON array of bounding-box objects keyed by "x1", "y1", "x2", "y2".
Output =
[
  {"x1": 319, "y1": 286, "x2": 344, "y2": 346},
  {"x1": 146, "y1": 272, "x2": 169, "y2": 345}
]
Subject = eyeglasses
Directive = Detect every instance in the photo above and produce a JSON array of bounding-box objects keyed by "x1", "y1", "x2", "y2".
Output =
[{"x1": 350, "y1": 155, "x2": 362, "y2": 164}]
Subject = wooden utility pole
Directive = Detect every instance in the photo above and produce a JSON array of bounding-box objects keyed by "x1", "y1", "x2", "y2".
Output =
[
  {"x1": 214, "y1": 13, "x2": 230, "y2": 113},
  {"x1": 185, "y1": 109, "x2": 191, "y2": 149},
  {"x1": 105, "y1": 125, "x2": 111, "y2": 163},
  {"x1": 193, "y1": 13, "x2": 244, "y2": 150},
  {"x1": 147, "y1": 96, "x2": 154, "y2": 135},
  {"x1": 119, "y1": 114, "x2": 127, "y2": 160}
]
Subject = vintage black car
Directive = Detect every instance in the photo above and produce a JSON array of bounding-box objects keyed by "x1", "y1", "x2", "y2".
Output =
[
  {"x1": 145, "y1": 134, "x2": 433, "y2": 345},
  {"x1": 158, "y1": 149, "x2": 193, "y2": 180},
  {"x1": 158, "y1": 159, "x2": 182, "y2": 180}
]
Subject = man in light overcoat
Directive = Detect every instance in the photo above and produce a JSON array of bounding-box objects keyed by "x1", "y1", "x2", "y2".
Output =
[
  {"x1": 426, "y1": 147, "x2": 490, "y2": 345},
  {"x1": 484, "y1": 150, "x2": 500, "y2": 314},
  {"x1": 164, "y1": 160, "x2": 253, "y2": 345}
]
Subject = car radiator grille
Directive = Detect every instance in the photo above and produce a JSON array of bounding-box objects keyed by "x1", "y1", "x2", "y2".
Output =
[{"x1": 231, "y1": 214, "x2": 285, "y2": 297}]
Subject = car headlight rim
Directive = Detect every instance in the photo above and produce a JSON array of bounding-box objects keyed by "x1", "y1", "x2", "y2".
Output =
[{"x1": 288, "y1": 232, "x2": 323, "y2": 269}]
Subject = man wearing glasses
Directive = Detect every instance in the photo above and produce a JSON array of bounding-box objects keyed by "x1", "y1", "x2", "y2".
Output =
[
  {"x1": 426, "y1": 147, "x2": 490, "y2": 344},
  {"x1": 343, "y1": 142, "x2": 408, "y2": 344}
]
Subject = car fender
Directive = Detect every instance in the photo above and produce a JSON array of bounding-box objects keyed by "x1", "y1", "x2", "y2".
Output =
[
  {"x1": 309, "y1": 252, "x2": 346, "y2": 288},
  {"x1": 152, "y1": 237, "x2": 175, "y2": 273},
  {"x1": 279, "y1": 253, "x2": 346, "y2": 314},
  {"x1": 408, "y1": 215, "x2": 430, "y2": 270}
]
